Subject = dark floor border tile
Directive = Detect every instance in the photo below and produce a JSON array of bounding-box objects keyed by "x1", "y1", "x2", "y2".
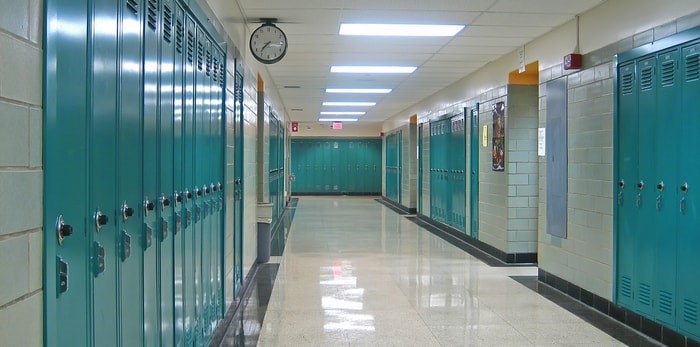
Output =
[
  {"x1": 403, "y1": 213, "x2": 536, "y2": 266},
  {"x1": 532, "y1": 269, "x2": 700, "y2": 347},
  {"x1": 210, "y1": 263, "x2": 280, "y2": 347},
  {"x1": 270, "y1": 198, "x2": 298, "y2": 256},
  {"x1": 374, "y1": 197, "x2": 416, "y2": 215},
  {"x1": 291, "y1": 192, "x2": 381, "y2": 196}
]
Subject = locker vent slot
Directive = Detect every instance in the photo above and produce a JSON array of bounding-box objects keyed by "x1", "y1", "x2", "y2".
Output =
[
  {"x1": 219, "y1": 63, "x2": 225, "y2": 87},
  {"x1": 206, "y1": 49, "x2": 212, "y2": 76},
  {"x1": 126, "y1": 0, "x2": 138, "y2": 15},
  {"x1": 212, "y1": 58, "x2": 218, "y2": 82},
  {"x1": 658, "y1": 290, "x2": 674, "y2": 316},
  {"x1": 146, "y1": 0, "x2": 157, "y2": 31},
  {"x1": 197, "y1": 41, "x2": 204, "y2": 71},
  {"x1": 684, "y1": 298, "x2": 698, "y2": 326},
  {"x1": 638, "y1": 283, "x2": 652, "y2": 306},
  {"x1": 660, "y1": 60, "x2": 675, "y2": 86},
  {"x1": 175, "y1": 18, "x2": 184, "y2": 53},
  {"x1": 686, "y1": 54, "x2": 699, "y2": 81},
  {"x1": 640, "y1": 67, "x2": 653, "y2": 91},
  {"x1": 186, "y1": 30, "x2": 194, "y2": 63},
  {"x1": 163, "y1": 4, "x2": 173, "y2": 44}
]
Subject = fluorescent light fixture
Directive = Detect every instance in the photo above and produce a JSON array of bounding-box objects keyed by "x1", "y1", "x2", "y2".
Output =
[
  {"x1": 326, "y1": 88, "x2": 392, "y2": 94},
  {"x1": 330, "y1": 66, "x2": 417, "y2": 74},
  {"x1": 320, "y1": 111, "x2": 366, "y2": 115},
  {"x1": 339, "y1": 23, "x2": 465, "y2": 37},
  {"x1": 319, "y1": 118, "x2": 359, "y2": 122},
  {"x1": 323, "y1": 102, "x2": 377, "y2": 107}
]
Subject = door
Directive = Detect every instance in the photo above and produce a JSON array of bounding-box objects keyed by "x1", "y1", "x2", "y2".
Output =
[{"x1": 469, "y1": 106, "x2": 480, "y2": 239}]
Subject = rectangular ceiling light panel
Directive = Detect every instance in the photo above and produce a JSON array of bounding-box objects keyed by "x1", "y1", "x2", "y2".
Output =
[
  {"x1": 323, "y1": 102, "x2": 377, "y2": 106},
  {"x1": 319, "y1": 118, "x2": 359, "y2": 122},
  {"x1": 340, "y1": 23, "x2": 465, "y2": 37},
  {"x1": 330, "y1": 66, "x2": 417, "y2": 73},
  {"x1": 326, "y1": 88, "x2": 392, "y2": 93},
  {"x1": 320, "y1": 111, "x2": 366, "y2": 115}
]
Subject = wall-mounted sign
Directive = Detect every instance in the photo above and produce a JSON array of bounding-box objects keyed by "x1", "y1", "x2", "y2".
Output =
[
  {"x1": 492, "y1": 101, "x2": 505, "y2": 172},
  {"x1": 538, "y1": 127, "x2": 546, "y2": 156},
  {"x1": 482, "y1": 125, "x2": 488, "y2": 147}
]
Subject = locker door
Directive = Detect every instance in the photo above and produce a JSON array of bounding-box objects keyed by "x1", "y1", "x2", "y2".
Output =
[
  {"x1": 323, "y1": 141, "x2": 332, "y2": 192},
  {"x1": 172, "y1": 5, "x2": 186, "y2": 345},
  {"x1": 347, "y1": 141, "x2": 357, "y2": 193},
  {"x1": 142, "y1": 0, "x2": 161, "y2": 344},
  {"x1": 212, "y1": 50, "x2": 225, "y2": 325},
  {"x1": 200, "y1": 38, "x2": 213, "y2": 337},
  {"x1": 653, "y1": 49, "x2": 680, "y2": 326},
  {"x1": 634, "y1": 57, "x2": 657, "y2": 317},
  {"x1": 193, "y1": 28, "x2": 207, "y2": 343},
  {"x1": 183, "y1": 16, "x2": 197, "y2": 346},
  {"x1": 616, "y1": 62, "x2": 638, "y2": 310},
  {"x1": 90, "y1": 0, "x2": 119, "y2": 344},
  {"x1": 677, "y1": 42, "x2": 700, "y2": 339},
  {"x1": 313, "y1": 142, "x2": 322, "y2": 191},
  {"x1": 158, "y1": 1, "x2": 176, "y2": 344},
  {"x1": 470, "y1": 106, "x2": 480, "y2": 239},
  {"x1": 232, "y1": 68, "x2": 245, "y2": 296},
  {"x1": 44, "y1": 0, "x2": 90, "y2": 345},
  {"x1": 418, "y1": 125, "x2": 423, "y2": 213},
  {"x1": 117, "y1": 1, "x2": 145, "y2": 345}
]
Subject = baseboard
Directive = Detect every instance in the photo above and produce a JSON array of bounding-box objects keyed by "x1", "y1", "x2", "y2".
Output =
[
  {"x1": 376, "y1": 197, "x2": 417, "y2": 215},
  {"x1": 291, "y1": 192, "x2": 382, "y2": 196}
]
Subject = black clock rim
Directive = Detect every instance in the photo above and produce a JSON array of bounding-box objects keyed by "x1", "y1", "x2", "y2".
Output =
[{"x1": 250, "y1": 23, "x2": 288, "y2": 65}]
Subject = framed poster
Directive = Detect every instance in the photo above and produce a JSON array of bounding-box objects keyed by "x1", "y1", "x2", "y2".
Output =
[{"x1": 492, "y1": 101, "x2": 505, "y2": 171}]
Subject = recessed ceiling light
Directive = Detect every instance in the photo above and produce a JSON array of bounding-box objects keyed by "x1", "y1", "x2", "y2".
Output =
[
  {"x1": 326, "y1": 88, "x2": 392, "y2": 94},
  {"x1": 339, "y1": 23, "x2": 465, "y2": 37},
  {"x1": 330, "y1": 66, "x2": 417, "y2": 74},
  {"x1": 283, "y1": 85, "x2": 301, "y2": 89},
  {"x1": 291, "y1": 108, "x2": 304, "y2": 111},
  {"x1": 319, "y1": 118, "x2": 358, "y2": 122},
  {"x1": 323, "y1": 102, "x2": 376, "y2": 107},
  {"x1": 320, "y1": 111, "x2": 366, "y2": 115}
]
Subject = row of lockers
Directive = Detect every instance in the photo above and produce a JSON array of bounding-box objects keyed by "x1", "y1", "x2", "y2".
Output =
[
  {"x1": 615, "y1": 33, "x2": 700, "y2": 340},
  {"x1": 44, "y1": 0, "x2": 232, "y2": 346},
  {"x1": 269, "y1": 114, "x2": 285, "y2": 226},
  {"x1": 385, "y1": 131, "x2": 402, "y2": 203},
  {"x1": 429, "y1": 114, "x2": 467, "y2": 232},
  {"x1": 290, "y1": 139, "x2": 382, "y2": 194}
]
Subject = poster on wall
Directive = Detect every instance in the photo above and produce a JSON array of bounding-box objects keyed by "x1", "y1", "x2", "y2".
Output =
[{"x1": 492, "y1": 101, "x2": 505, "y2": 171}]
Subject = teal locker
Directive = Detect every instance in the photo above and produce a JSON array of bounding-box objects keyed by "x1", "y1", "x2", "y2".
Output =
[
  {"x1": 323, "y1": 141, "x2": 332, "y2": 192},
  {"x1": 214, "y1": 49, "x2": 226, "y2": 325},
  {"x1": 418, "y1": 125, "x2": 424, "y2": 214},
  {"x1": 677, "y1": 42, "x2": 700, "y2": 339},
  {"x1": 201, "y1": 38, "x2": 213, "y2": 337},
  {"x1": 192, "y1": 26, "x2": 205, "y2": 344},
  {"x1": 172, "y1": 4, "x2": 186, "y2": 345},
  {"x1": 90, "y1": 0, "x2": 119, "y2": 343},
  {"x1": 615, "y1": 61, "x2": 638, "y2": 310},
  {"x1": 232, "y1": 68, "x2": 245, "y2": 297},
  {"x1": 142, "y1": 0, "x2": 161, "y2": 343},
  {"x1": 653, "y1": 49, "x2": 681, "y2": 326},
  {"x1": 117, "y1": 1, "x2": 145, "y2": 345},
  {"x1": 469, "y1": 106, "x2": 480, "y2": 239},
  {"x1": 183, "y1": 16, "x2": 197, "y2": 346},
  {"x1": 634, "y1": 57, "x2": 657, "y2": 317},
  {"x1": 314, "y1": 142, "x2": 322, "y2": 192},
  {"x1": 347, "y1": 141, "x2": 357, "y2": 193},
  {"x1": 44, "y1": 0, "x2": 91, "y2": 344},
  {"x1": 158, "y1": 1, "x2": 176, "y2": 344}
]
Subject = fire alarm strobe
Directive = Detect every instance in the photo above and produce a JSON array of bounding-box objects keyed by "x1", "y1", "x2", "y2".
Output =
[{"x1": 564, "y1": 53, "x2": 582, "y2": 70}]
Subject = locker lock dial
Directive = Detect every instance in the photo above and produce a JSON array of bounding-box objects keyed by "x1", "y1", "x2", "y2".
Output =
[
  {"x1": 186, "y1": 190, "x2": 193, "y2": 200},
  {"x1": 657, "y1": 182, "x2": 665, "y2": 192},
  {"x1": 160, "y1": 195, "x2": 171, "y2": 209},
  {"x1": 122, "y1": 202, "x2": 135, "y2": 222},
  {"x1": 618, "y1": 180, "x2": 625, "y2": 188},
  {"x1": 211, "y1": 183, "x2": 217, "y2": 192},
  {"x1": 94, "y1": 210, "x2": 109, "y2": 231},
  {"x1": 56, "y1": 215, "x2": 73, "y2": 246},
  {"x1": 204, "y1": 185, "x2": 210, "y2": 195},
  {"x1": 175, "y1": 193, "x2": 183, "y2": 204},
  {"x1": 637, "y1": 181, "x2": 645, "y2": 190},
  {"x1": 195, "y1": 188, "x2": 202, "y2": 197},
  {"x1": 144, "y1": 198, "x2": 155, "y2": 216},
  {"x1": 681, "y1": 183, "x2": 689, "y2": 193},
  {"x1": 218, "y1": 182, "x2": 223, "y2": 191}
]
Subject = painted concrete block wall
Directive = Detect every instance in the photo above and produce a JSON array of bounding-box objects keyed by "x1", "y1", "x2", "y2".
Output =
[
  {"x1": 224, "y1": 59, "x2": 236, "y2": 304},
  {"x1": 0, "y1": 0, "x2": 43, "y2": 345},
  {"x1": 243, "y1": 67, "x2": 259, "y2": 276}
]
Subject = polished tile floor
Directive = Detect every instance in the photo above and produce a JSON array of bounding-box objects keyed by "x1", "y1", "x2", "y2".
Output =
[{"x1": 251, "y1": 196, "x2": 654, "y2": 346}]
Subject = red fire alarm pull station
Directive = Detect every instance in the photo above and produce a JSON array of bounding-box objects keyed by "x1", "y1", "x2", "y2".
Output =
[
  {"x1": 564, "y1": 53, "x2": 582, "y2": 70},
  {"x1": 291, "y1": 122, "x2": 299, "y2": 132},
  {"x1": 332, "y1": 122, "x2": 343, "y2": 130}
]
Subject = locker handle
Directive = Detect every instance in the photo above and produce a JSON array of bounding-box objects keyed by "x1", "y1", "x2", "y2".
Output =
[
  {"x1": 618, "y1": 180, "x2": 625, "y2": 188},
  {"x1": 146, "y1": 201, "x2": 155, "y2": 211},
  {"x1": 186, "y1": 190, "x2": 193, "y2": 200},
  {"x1": 56, "y1": 215, "x2": 73, "y2": 246},
  {"x1": 218, "y1": 182, "x2": 223, "y2": 191},
  {"x1": 637, "y1": 181, "x2": 644, "y2": 190},
  {"x1": 160, "y1": 196, "x2": 171, "y2": 208},
  {"x1": 95, "y1": 210, "x2": 108, "y2": 231},
  {"x1": 681, "y1": 183, "x2": 689, "y2": 194},
  {"x1": 175, "y1": 193, "x2": 183, "y2": 203},
  {"x1": 195, "y1": 188, "x2": 202, "y2": 197},
  {"x1": 656, "y1": 182, "x2": 664, "y2": 192}
]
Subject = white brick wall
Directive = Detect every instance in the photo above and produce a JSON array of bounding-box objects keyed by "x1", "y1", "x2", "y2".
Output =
[{"x1": 0, "y1": 0, "x2": 43, "y2": 344}]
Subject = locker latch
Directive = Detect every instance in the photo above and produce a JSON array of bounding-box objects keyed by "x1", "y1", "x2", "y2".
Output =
[
  {"x1": 122, "y1": 201, "x2": 135, "y2": 222},
  {"x1": 56, "y1": 215, "x2": 73, "y2": 246},
  {"x1": 57, "y1": 257, "x2": 68, "y2": 294},
  {"x1": 144, "y1": 198, "x2": 155, "y2": 216},
  {"x1": 94, "y1": 242, "x2": 105, "y2": 276},
  {"x1": 175, "y1": 192, "x2": 182, "y2": 207},
  {"x1": 161, "y1": 218, "x2": 169, "y2": 241},
  {"x1": 143, "y1": 224, "x2": 153, "y2": 249},
  {"x1": 160, "y1": 194, "x2": 171, "y2": 211},
  {"x1": 680, "y1": 182, "x2": 689, "y2": 214},
  {"x1": 174, "y1": 213, "x2": 182, "y2": 235},
  {"x1": 94, "y1": 210, "x2": 108, "y2": 232},
  {"x1": 121, "y1": 231, "x2": 132, "y2": 261},
  {"x1": 195, "y1": 206, "x2": 202, "y2": 223}
]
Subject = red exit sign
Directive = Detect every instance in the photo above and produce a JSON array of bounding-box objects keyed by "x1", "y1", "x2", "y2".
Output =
[
  {"x1": 291, "y1": 122, "x2": 299, "y2": 132},
  {"x1": 332, "y1": 122, "x2": 343, "y2": 130}
]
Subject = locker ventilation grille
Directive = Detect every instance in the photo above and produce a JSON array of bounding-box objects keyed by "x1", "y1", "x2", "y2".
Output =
[
  {"x1": 197, "y1": 41, "x2": 204, "y2": 71},
  {"x1": 638, "y1": 283, "x2": 652, "y2": 306},
  {"x1": 684, "y1": 298, "x2": 698, "y2": 326},
  {"x1": 640, "y1": 67, "x2": 653, "y2": 91},
  {"x1": 621, "y1": 73, "x2": 634, "y2": 95},
  {"x1": 686, "y1": 54, "x2": 699, "y2": 81},
  {"x1": 206, "y1": 49, "x2": 212, "y2": 76},
  {"x1": 186, "y1": 30, "x2": 194, "y2": 63},
  {"x1": 659, "y1": 290, "x2": 674, "y2": 316},
  {"x1": 126, "y1": 0, "x2": 138, "y2": 15},
  {"x1": 620, "y1": 276, "x2": 633, "y2": 299},
  {"x1": 163, "y1": 4, "x2": 173, "y2": 44},
  {"x1": 175, "y1": 18, "x2": 184, "y2": 54},
  {"x1": 219, "y1": 63, "x2": 225, "y2": 87},
  {"x1": 146, "y1": 0, "x2": 157, "y2": 31},
  {"x1": 212, "y1": 58, "x2": 218, "y2": 82},
  {"x1": 661, "y1": 60, "x2": 675, "y2": 86}
]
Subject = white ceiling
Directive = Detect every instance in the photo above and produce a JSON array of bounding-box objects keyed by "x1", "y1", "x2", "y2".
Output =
[{"x1": 230, "y1": 0, "x2": 605, "y2": 123}]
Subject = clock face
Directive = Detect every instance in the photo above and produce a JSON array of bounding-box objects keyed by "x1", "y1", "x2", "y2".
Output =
[{"x1": 250, "y1": 24, "x2": 288, "y2": 64}]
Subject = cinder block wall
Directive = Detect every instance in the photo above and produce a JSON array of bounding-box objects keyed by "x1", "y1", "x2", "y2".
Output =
[{"x1": 0, "y1": 0, "x2": 44, "y2": 345}]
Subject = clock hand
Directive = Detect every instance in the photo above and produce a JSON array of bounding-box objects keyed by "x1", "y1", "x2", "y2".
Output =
[{"x1": 261, "y1": 41, "x2": 272, "y2": 51}]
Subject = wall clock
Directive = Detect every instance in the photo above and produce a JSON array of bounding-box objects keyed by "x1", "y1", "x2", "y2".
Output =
[{"x1": 250, "y1": 19, "x2": 288, "y2": 64}]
